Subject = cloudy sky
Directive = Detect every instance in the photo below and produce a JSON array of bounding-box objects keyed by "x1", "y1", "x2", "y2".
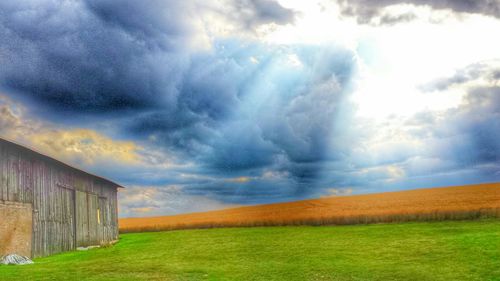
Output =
[{"x1": 0, "y1": 0, "x2": 499, "y2": 217}]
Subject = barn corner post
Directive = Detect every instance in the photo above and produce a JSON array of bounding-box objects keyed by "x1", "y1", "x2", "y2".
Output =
[{"x1": 0, "y1": 138, "x2": 123, "y2": 258}]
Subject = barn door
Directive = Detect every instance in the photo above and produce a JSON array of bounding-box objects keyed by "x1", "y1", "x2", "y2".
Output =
[
  {"x1": 75, "y1": 191, "x2": 99, "y2": 247},
  {"x1": 98, "y1": 197, "x2": 108, "y2": 243},
  {"x1": 87, "y1": 193, "x2": 99, "y2": 245},
  {"x1": 75, "y1": 190, "x2": 89, "y2": 246},
  {"x1": 58, "y1": 186, "x2": 76, "y2": 252}
]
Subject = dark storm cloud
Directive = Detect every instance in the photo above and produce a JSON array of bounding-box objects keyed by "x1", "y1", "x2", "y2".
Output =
[
  {"x1": 0, "y1": 0, "x2": 192, "y2": 115},
  {"x1": 202, "y1": 46, "x2": 356, "y2": 179},
  {"x1": 118, "y1": 43, "x2": 359, "y2": 207},
  {"x1": 182, "y1": 176, "x2": 301, "y2": 205},
  {"x1": 123, "y1": 42, "x2": 357, "y2": 179},
  {"x1": 84, "y1": 0, "x2": 194, "y2": 50},
  {"x1": 339, "y1": 0, "x2": 500, "y2": 24},
  {"x1": 0, "y1": 0, "x2": 295, "y2": 117},
  {"x1": 123, "y1": 41, "x2": 270, "y2": 157},
  {"x1": 200, "y1": 122, "x2": 279, "y2": 172},
  {"x1": 0, "y1": 0, "x2": 301, "y2": 174},
  {"x1": 0, "y1": 0, "x2": 358, "y2": 205}
]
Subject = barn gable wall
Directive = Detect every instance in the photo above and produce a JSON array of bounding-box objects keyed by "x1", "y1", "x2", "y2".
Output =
[{"x1": 0, "y1": 139, "x2": 119, "y2": 258}]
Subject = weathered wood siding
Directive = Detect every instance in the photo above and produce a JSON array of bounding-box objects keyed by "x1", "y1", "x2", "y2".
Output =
[{"x1": 0, "y1": 139, "x2": 119, "y2": 258}]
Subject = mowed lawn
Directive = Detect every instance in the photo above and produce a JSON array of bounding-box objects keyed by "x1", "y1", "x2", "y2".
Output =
[{"x1": 1, "y1": 220, "x2": 500, "y2": 281}]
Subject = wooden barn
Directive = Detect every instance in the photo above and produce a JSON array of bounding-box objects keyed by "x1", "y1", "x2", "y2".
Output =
[{"x1": 0, "y1": 137, "x2": 122, "y2": 258}]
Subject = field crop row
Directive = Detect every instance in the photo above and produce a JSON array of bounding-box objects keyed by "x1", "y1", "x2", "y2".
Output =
[{"x1": 120, "y1": 182, "x2": 500, "y2": 233}]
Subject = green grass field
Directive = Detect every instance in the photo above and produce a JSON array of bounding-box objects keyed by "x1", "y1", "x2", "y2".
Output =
[{"x1": 1, "y1": 220, "x2": 499, "y2": 281}]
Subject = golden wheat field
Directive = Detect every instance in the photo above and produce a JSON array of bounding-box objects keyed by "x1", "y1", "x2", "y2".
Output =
[{"x1": 119, "y1": 182, "x2": 500, "y2": 233}]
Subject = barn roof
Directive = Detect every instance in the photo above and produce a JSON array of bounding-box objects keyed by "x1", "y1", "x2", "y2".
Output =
[{"x1": 0, "y1": 137, "x2": 125, "y2": 189}]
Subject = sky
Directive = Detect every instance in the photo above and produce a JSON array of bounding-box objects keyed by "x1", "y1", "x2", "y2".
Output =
[{"x1": 0, "y1": 0, "x2": 499, "y2": 218}]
